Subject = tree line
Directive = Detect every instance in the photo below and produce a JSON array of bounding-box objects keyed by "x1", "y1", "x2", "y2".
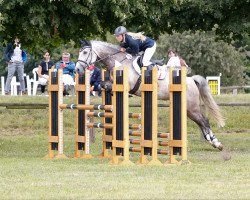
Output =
[{"x1": 0, "y1": 0, "x2": 249, "y2": 85}]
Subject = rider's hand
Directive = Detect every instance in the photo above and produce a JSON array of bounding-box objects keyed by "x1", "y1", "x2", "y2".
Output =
[
  {"x1": 120, "y1": 48, "x2": 126, "y2": 52},
  {"x1": 126, "y1": 54, "x2": 132, "y2": 60}
]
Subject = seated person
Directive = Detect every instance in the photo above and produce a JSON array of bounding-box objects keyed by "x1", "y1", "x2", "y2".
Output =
[
  {"x1": 37, "y1": 51, "x2": 54, "y2": 95},
  {"x1": 55, "y1": 52, "x2": 75, "y2": 96},
  {"x1": 88, "y1": 64, "x2": 102, "y2": 96}
]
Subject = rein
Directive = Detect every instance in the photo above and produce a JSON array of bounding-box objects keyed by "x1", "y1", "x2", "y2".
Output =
[
  {"x1": 77, "y1": 46, "x2": 124, "y2": 67},
  {"x1": 77, "y1": 42, "x2": 142, "y2": 95}
]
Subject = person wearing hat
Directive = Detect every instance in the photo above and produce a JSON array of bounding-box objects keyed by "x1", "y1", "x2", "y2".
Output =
[
  {"x1": 3, "y1": 37, "x2": 28, "y2": 95},
  {"x1": 88, "y1": 64, "x2": 102, "y2": 96},
  {"x1": 114, "y1": 26, "x2": 156, "y2": 69}
]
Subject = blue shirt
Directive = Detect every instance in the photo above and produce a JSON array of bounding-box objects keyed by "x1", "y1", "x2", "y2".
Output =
[
  {"x1": 120, "y1": 34, "x2": 155, "y2": 56},
  {"x1": 4, "y1": 43, "x2": 28, "y2": 62},
  {"x1": 55, "y1": 61, "x2": 75, "y2": 76}
]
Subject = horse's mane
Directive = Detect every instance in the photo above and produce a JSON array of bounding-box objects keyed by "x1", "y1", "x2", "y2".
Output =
[{"x1": 91, "y1": 40, "x2": 120, "y2": 52}]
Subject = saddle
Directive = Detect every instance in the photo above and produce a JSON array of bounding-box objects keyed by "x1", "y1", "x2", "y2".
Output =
[
  {"x1": 132, "y1": 56, "x2": 167, "y2": 80},
  {"x1": 136, "y1": 56, "x2": 165, "y2": 68},
  {"x1": 129, "y1": 56, "x2": 167, "y2": 95}
]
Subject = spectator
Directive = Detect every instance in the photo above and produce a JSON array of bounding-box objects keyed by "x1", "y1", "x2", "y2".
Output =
[
  {"x1": 37, "y1": 51, "x2": 54, "y2": 95},
  {"x1": 3, "y1": 37, "x2": 28, "y2": 95},
  {"x1": 166, "y1": 49, "x2": 188, "y2": 67},
  {"x1": 87, "y1": 64, "x2": 102, "y2": 96},
  {"x1": 55, "y1": 52, "x2": 75, "y2": 96}
]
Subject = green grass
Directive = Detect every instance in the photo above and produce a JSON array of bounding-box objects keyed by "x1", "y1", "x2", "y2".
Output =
[{"x1": 0, "y1": 94, "x2": 250, "y2": 199}]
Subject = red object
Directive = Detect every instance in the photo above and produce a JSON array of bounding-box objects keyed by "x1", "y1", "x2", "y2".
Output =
[
  {"x1": 60, "y1": 63, "x2": 66, "y2": 68},
  {"x1": 87, "y1": 64, "x2": 96, "y2": 70}
]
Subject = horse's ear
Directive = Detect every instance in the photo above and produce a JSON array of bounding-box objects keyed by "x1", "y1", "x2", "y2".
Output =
[
  {"x1": 80, "y1": 40, "x2": 91, "y2": 47},
  {"x1": 80, "y1": 40, "x2": 86, "y2": 47}
]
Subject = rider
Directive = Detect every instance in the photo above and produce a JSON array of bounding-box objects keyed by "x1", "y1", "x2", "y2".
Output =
[{"x1": 114, "y1": 26, "x2": 156, "y2": 70}]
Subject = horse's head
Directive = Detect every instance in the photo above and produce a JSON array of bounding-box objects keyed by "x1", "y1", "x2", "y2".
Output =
[{"x1": 76, "y1": 40, "x2": 98, "y2": 75}]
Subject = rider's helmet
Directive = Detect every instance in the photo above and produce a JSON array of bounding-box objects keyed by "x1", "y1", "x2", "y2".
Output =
[{"x1": 114, "y1": 26, "x2": 127, "y2": 36}]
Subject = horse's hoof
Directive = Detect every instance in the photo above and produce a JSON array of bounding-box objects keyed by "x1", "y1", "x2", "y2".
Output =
[
  {"x1": 212, "y1": 143, "x2": 224, "y2": 151},
  {"x1": 217, "y1": 144, "x2": 224, "y2": 151}
]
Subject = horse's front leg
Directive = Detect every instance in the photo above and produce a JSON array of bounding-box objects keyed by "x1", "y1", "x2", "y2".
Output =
[{"x1": 101, "y1": 80, "x2": 113, "y2": 92}]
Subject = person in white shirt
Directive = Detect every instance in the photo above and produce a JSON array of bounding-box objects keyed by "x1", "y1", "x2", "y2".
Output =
[
  {"x1": 4, "y1": 37, "x2": 28, "y2": 95},
  {"x1": 166, "y1": 49, "x2": 188, "y2": 68}
]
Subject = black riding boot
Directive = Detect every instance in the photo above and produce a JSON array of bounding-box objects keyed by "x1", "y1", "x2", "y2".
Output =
[{"x1": 146, "y1": 64, "x2": 154, "y2": 70}]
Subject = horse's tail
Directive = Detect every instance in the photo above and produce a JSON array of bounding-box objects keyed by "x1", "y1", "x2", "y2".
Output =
[{"x1": 192, "y1": 75, "x2": 225, "y2": 127}]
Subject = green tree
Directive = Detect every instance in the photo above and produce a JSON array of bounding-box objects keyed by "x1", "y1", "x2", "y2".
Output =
[
  {"x1": 1, "y1": 0, "x2": 249, "y2": 53},
  {"x1": 156, "y1": 31, "x2": 248, "y2": 86}
]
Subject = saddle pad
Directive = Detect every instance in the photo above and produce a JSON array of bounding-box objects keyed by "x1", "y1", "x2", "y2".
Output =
[
  {"x1": 132, "y1": 57, "x2": 167, "y2": 80},
  {"x1": 132, "y1": 56, "x2": 142, "y2": 75},
  {"x1": 157, "y1": 65, "x2": 167, "y2": 80}
]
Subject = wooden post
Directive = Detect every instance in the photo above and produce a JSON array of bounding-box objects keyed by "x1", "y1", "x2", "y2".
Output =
[
  {"x1": 74, "y1": 70, "x2": 92, "y2": 158},
  {"x1": 111, "y1": 67, "x2": 133, "y2": 165},
  {"x1": 140, "y1": 67, "x2": 162, "y2": 165},
  {"x1": 46, "y1": 69, "x2": 67, "y2": 159},
  {"x1": 167, "y1": 66, "x2": 189, "y2": 164}
]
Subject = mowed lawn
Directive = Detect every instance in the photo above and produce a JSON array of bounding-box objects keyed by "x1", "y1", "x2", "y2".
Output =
[{"x1": 0, "y1": 94, "x2": 249, "y2": 199}]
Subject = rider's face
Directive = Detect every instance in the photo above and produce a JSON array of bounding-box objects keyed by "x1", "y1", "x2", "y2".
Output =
[{"x1": 115, "y1": 35, "x2": 123, "y2": 42}]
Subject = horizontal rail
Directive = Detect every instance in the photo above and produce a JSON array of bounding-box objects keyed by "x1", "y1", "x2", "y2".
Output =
[
  {"x1": 221, "y1": 85, "x2": 250, "y2": 90},
  {"x1": 129, "y1": 124, "x2": 141, "y2": 130},
  {"x1": 87, "y1": 112, "x2": 113, "y2": 118},
  {"x1": 87, "y1": 123, "x2": 113, "y2": 129},
  {"x1": 129, "y1": 131, "x2": 141, "y2": 136},
  {"x1": 59, "y1": 104, "x2": 113, "y2": 111},
  {"x1": 129, "y1": 113, "x2": 141, "y2": 119},
  {"x1": 1, "y1": 102, "x2": 250, "y2": 110},
  {"x1": 129, "y1": 147, "x2": 168, "y2": 155}
]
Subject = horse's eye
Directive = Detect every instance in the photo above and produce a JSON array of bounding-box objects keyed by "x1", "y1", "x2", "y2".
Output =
[{"x1": 83, "y1": 51, "x2": 88, "y2": 55}]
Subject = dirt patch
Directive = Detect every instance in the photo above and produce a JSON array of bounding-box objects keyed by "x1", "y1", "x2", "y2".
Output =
[
  {"x1": 222, "y1": 129, "x2": 250, "y2": 134},
  {"x1": 0, "y1": 128, "x2": 42, "y2": 136}
]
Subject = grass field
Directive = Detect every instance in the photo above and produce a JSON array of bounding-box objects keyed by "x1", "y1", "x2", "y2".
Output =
[{"x1": 0, "y1": 94, "x2": 249, "y2": 199}]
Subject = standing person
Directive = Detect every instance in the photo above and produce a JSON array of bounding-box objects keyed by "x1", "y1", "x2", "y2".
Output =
[
  {"x1": 3, "y1": 37, "x2": 28, "y2": 95},
  {"x1": 37, "y1": 51, "x2": 54, "y2": 95},
  {"x1": 166, "y1": 49, "x2": 188, "y2": 68},
  {"x1": 87, "y1": 64, "x2": 102, "y2": 96},
  {"x1": 114, "y1": 26, "x2": 156, "y2": 69},
  {"x1": 55, "y1": 52, "x2": 75, "y2": 96}
]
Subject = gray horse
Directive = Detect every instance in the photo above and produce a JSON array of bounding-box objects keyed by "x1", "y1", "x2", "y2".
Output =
[{"x1": 76, "y1": 40, "x2": 225, "y2": 151}]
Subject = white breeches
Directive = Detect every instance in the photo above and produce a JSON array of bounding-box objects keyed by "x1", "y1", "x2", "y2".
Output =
[{"x1": 142, "y1": 42, "x2": 156, "y2": 67}]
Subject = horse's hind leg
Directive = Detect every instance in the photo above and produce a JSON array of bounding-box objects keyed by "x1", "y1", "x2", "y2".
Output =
[{"x1": 187, "y1": 110, "x2": 224, "y2": 151}]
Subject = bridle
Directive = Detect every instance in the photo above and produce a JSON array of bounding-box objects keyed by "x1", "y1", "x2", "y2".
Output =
[
  {"x1": 77, "y1": 46, "x2": 96, "y2": 67},
  {"x1": 77, "y1": 44, "x2": 127, "y2": 69},
  {"x1": 77, "y1": 41, "x2": 141, "y2": 95}
]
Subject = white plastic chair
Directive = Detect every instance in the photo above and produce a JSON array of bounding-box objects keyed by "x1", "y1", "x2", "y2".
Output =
[
  {"x1": 10, "y1": 76, "x2": 20, "y2": 95},
  {"x1": 1, "y1": 74, "x2": 31, "y2": 96},
  {"x1": 1, "y1": 76, "x2": 5, "y2": 95},
  {"x1": 25, "y1": 75, "x2": 32, "y2": 96},
  {"x1": 32, "y1": 67, "x2": 40, "y2": 95}
]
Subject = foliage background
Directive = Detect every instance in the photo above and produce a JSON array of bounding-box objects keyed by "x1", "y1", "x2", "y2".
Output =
[{"x1": 0, "y1": 0, "x2": 249, "y2": 85}]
